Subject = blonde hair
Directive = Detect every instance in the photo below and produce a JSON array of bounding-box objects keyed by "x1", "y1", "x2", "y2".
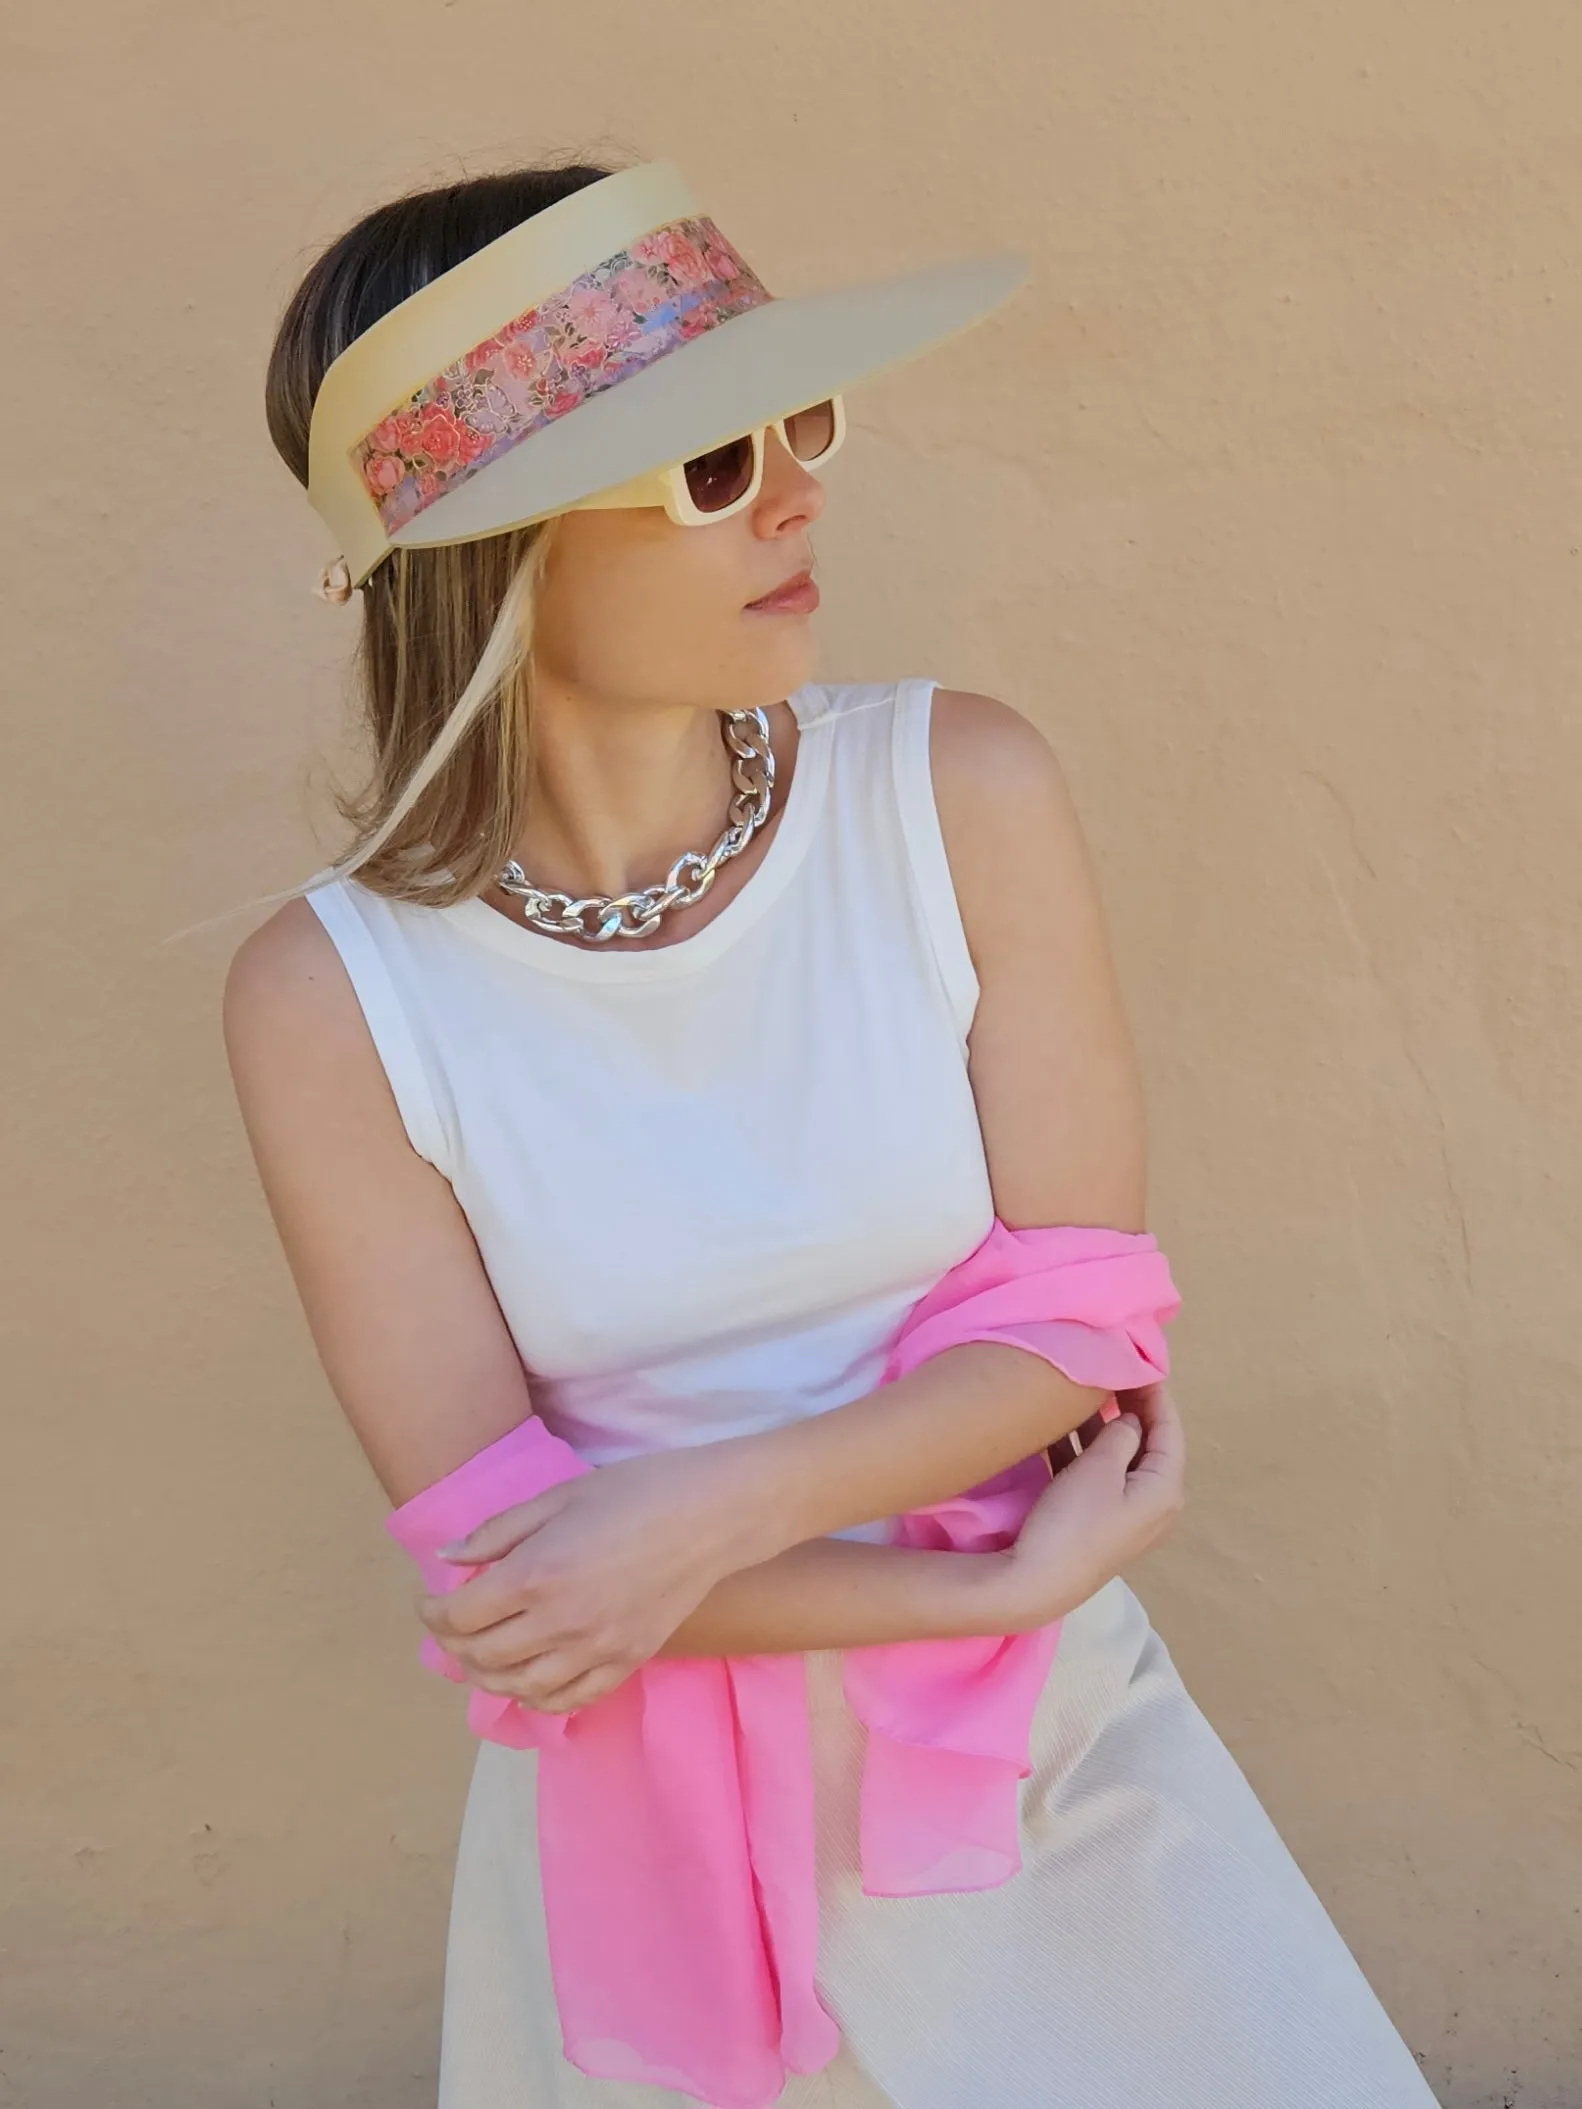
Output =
[
  {"x1": 170, "y1": 159, "x2": 620, "y2": 935},
  {"x1": 319, "y1": 519, "x2": 560, "y2": 905}
]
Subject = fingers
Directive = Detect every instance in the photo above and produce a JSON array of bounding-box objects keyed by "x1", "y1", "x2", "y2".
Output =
[
  {"x1": 478, "y1": 1648, "x2": 638, "y2": 1714},
  {"x1": 1047, "y1": 1430, "x2": 1080, "y2": 1475},
  {"x1": 1036, "y1": 1414, "x2": 1143, "y2": 1517},
  {"x1": 1049, "y1": 1399, "x2": 1130, "y2": 1476},
  {"x1": 1124, "y1": 1383, "x2": 1186, "y2": 1488},
  {"x1": 422, "y1": 1590, "x2": 645, "y2": 1708},
  {"x1": 476, "y1": 1649, "x2": 578, "y2": 1705},
  {"x1": 434, "y1": 1489, "x2": 560, "y2": 1565},
  {"x1": 1115, "y1": 1381, "x2": 1179, "y2": 1443},
  {"x1": 1075, "y1": 1405, "x2": 1113, "y2": 1448},
  {"x1": 1083, "y1": 1410, "x2": 1143, "y2": 1478},
  {"x1": 1119, "y1": 1387, "x2": 1186, "y2": 1536},
  {"x1": 420, "y1": 1564, "x2": 533, "y2": 1638},
  {"x1": 436, "y1": 1606, "x2": 557, "y2": 1677},
  {"x1": 420, "y1": 1495, "x2": 571, "y2": 1639},
  {"x1": 523, "y1": 1662, "x2": 635, "y2": 1716}
]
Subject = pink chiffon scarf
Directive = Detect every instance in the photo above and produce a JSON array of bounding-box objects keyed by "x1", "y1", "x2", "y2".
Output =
[{"x1": 386, "y1": 1219, "x2": 1180, "y2": 2109}]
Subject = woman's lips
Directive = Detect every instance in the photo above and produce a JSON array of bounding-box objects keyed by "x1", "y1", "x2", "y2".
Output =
[{"x1": 745, "y1": 568, "x2": 819, "y2": 614}]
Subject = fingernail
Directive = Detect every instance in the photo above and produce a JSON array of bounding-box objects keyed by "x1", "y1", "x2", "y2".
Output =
[
  {"x1": 1120, "y1": 1412, "x2": 1142, "y2": 1433},
  {"x1": 436, "y1": 1542, "x2": 466, "y2": 1558}
]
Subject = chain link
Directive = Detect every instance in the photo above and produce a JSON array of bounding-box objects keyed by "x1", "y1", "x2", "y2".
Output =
[{"x1": 494, "y1": 708, "x2": 776, "y2": 944}]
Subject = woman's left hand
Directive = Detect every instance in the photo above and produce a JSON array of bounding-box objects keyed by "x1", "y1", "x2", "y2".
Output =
[
  {"x1": 415, "y1": 1448, "x2": 755, "y2": 1715},
  {"x1": 999, "y1": 1381, "x2": 1185, "y2": 1627}
]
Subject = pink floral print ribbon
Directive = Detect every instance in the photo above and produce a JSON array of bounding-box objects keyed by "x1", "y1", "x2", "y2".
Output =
[{"x1": 349, "y1": 214, "x2": 773, "y2": 537}]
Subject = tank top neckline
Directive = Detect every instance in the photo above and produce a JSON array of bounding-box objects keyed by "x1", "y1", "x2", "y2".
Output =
[{"x1": 430, "y1": 681, "x2": 839, "y2": 982}]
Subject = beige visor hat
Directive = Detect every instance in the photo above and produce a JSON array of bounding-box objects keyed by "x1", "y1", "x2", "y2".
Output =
[{"x1": 306, "y1": 160, "x2": 1029, "y2": 590}]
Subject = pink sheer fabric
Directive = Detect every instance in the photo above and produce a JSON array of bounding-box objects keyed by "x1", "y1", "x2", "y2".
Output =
[{"x1": 386, "y1": 1219, "x2": 1180, "y2": 2109}]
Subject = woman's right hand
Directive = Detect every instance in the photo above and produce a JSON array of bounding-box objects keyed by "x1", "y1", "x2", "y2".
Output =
[{"x1": 984, "y1": 1381, "x2": 1187, "y2": 1633}]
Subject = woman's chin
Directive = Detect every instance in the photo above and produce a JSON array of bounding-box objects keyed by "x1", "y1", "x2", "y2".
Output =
[{"x1": 737, "y1": 630, "x2": 819, "y2": 707}]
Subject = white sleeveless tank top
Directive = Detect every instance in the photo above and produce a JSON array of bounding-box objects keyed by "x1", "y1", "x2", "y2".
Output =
[{"x1": 306, "y1": 676, "x2": 996, "y2": 1509}]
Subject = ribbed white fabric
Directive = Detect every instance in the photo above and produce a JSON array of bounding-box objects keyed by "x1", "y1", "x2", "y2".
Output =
[{"x1": 307, "y1": 677, "x2": 1439, "y2": 2107}]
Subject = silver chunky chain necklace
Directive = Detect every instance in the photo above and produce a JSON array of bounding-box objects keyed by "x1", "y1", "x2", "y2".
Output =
[{"x1": 494, "y1": 707, "x2": 777, "y2": 945}]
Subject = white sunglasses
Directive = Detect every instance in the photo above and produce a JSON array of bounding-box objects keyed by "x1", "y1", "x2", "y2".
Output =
[{"x1": 572, "y1": 394, "x2": 847, "y2": 527}]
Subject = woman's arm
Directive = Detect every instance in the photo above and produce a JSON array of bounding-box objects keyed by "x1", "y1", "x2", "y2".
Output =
[
  {"x1": 747, "y1": 683, "x2": 1149, "y2": 1538},
  {"x1": 222, "y1": 886, "x2": 1157, "y2": 1692},
  {"x1": 223, "y1": 899, "x2": 537, "y2": 1507},
  {"x1": 446, "y1": 1390, "x2": 1182, "y2": 1714},
  {"x1": 669, "y1": 1385, "x2": 1181, "y2": 1658},
  {"x1": 716, "y1": 686, "x2": 1150, "y2": 1541},
  {"x1": 424, "y1": 691, "x2": 1159, "y2": 1685}
]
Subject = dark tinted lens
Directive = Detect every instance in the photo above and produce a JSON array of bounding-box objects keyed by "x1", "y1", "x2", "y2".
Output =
[
  {"x1": 682, "y1": 433, "x2": 757, "y2": 514},
  {"x1": 783, "y1": 399, "x2": 837, "y2": 462}
]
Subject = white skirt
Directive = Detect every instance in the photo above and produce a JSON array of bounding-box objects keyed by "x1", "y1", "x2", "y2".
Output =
[{"x1": 435, "y1": 1578, "x2": 1439, "y2": 2107}]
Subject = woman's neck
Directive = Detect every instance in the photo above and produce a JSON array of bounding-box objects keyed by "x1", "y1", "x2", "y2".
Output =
[{"x1": 501, "y1": 680, "x2": 794, "y2": 904}]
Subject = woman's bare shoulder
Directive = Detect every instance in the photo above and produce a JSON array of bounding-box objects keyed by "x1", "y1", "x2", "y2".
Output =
[
  {"x1": 925, "y1": 686, "x2": 1089, "y2": 926},
  {"x1": 924, "y1": 685, "x2": 1145, "y2": 1226},
  {"x1": 222, "y1": 895, "x2": 373, "y2": 1092},
  {"x1": 928, "y1": 682, "x2": 1071, "y2": 778}
]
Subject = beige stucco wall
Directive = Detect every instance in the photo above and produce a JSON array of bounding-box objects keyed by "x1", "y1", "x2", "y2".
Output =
[{"x1": 4, "y1": 3, "x2": 1578, "y2": 2103}]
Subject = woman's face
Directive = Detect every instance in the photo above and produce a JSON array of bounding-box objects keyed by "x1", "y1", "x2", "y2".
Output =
[{"x1": 530, "y1": 426, "x2": 829, "y2": 713}]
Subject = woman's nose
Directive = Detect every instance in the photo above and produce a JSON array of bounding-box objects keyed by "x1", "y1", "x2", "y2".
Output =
[{"x1": 756, "y1": 427, "x2": 827, "y2": 529}]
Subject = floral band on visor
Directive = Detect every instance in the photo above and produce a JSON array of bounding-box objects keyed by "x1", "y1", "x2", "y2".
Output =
[{"x1": 350, "y1": 214, "x2": 773, "y2": 537}]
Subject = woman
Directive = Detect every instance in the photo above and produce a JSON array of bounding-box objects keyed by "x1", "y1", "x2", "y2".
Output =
[{"x1": 225, "y1": 157, "x2": 1438, "y2": 2106}]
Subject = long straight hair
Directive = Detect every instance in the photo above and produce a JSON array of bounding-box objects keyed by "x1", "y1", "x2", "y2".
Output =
[{"x1": 262, "y1": 157, "x2": 619, "y2": 907}]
